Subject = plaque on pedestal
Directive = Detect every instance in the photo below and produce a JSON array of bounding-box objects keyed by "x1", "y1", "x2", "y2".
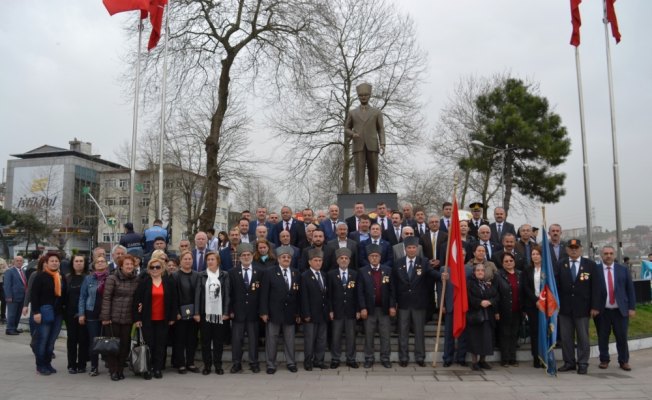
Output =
[{"x1": 337, "y1": 193, "x2": 398, "y2": 218}]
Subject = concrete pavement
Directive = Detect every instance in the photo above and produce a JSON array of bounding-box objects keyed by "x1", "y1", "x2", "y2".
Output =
[{"x1": 1, "y1": 332, "x2": 652, "y2": 400}]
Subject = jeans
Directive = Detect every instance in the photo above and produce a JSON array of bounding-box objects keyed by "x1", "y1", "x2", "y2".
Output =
[
  {"x1": 5, "y1": 301, "x2": 23, "y2": 332},
  {"x1": 33, "y1": 314, "x2": 63, "y2": 369}
]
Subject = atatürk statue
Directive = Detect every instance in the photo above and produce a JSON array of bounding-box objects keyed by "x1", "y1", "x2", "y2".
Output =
[{"x1": 344, "y1": 83, "x2": 385, "y2": 193}]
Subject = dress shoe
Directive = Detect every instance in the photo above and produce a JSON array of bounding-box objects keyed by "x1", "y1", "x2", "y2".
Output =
[
  {"x1": 178, "y1": 366, "x2": 187, "y2": 374},
  {"x1": 304, "y1": 363, "x2": 313, "y2": 371},
  {"x1": 619, "y1": 362, "x2": 631, "y2": 371},
  {"x1": 315, "y1": 362, "x2": 327, "y2": 370},
  {"x1": 77, "y1": 367, "x2": 87, "y2": 374},
  {"x1": 68, "y1": 368, "x2": 77, "y2": 374},
  {"x1": 471, "y1": 363, "x2": 480, "y2": 371},
  {"x1": 251, "y1": 365, "x2": 260, "y2": 373},
  {"x1": 5, "y1": 330, "x2": 19, "y2": 336},
  {"x1": 215, "y1": 368, "x2": 224, "y2": 375},
  {"x1": 532, "y1": 359, "x2": 542, "y2": 368},
  {"x1": 558, "y1": 363, "x2": 576, "y2": 372},
  {"x1": 143, "y1": 371, "x2": 152, "y2": 380},
  {"x1": 287, "y1": 365, "x2": 298, "y2": 373},
  {"x1": 230, "y1": 364, "x2": 242, "y2": 374},
  {"x1": 363, "y1": 361, "x2": 373, "y2": 368},
  {"x1": 16, "y1": 328, "x2": 24, "y2": 333},
  {"x1": 37, "y1": 367, "x2": 52, "y2": 376},
  {"x1": 153, "y1": 370, "x2": 162, "y2": 379},
  {"x1": 346, "y1": 361, "x2": 359, "y2": 369},
  {"x1": 500, "y1": 362, "x2": 509, "y2": 367},
  {"x1": 110, "y1": 372, "x2": 119, "y2": 381},
  {"x1": 186, "y1": 365, "x2": 199, "y2": 373},
  {"x1": 266, "y1": 368, "x2": 276, "y2": 375},
  {"x1": 46, "y1": 365, "x2": 57, "y2": 374},
  {"x1": 443, "y1": 361, "x2": 452, "y2": 367},
  {"x1": 382, "y1": 361, "x2": 392, "y2": 369},
  {"x1": 118, "y1": 371, "x2": 125, "y2": 380},
  {"x1": 202, "y1": 368, "x2": 211, "y2": 375},
  {"x1": 416, "y1": 361, "x2": 426, "y2": 367},
  {"x1": 457, "y1": 361, "x2": 468, "y2": 367},
  {"x1": 89, "y1": 367, "x2": 99, "y2": 377},
  {"x1": 399, "y1": 361, "x2": 408, "y2": 367},
  {"x1": 577, "y1": 364, "x2": 588, "y2": 375},
  {"x1": 598, "y1": 361, "x2": 609, "y2": 369},
  {"x1": 508, "y1": 361, "x2": 518, "y2": 367},
  {"x1": 478, "y1": 361, "x2": 491, "y2": 370},
  {"x1": 330, "y1": 361, "x2": 340, "y2": 369}
]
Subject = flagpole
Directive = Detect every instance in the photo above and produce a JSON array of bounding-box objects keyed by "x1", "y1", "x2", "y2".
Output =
[
  {"x1": 603, "y1": 0, "x2": 623, "y2": 262},
  {"x1": 129, "y1": 17, "x2": 144, "y2": 223},
  {"x1": 573, "y1": 46, "x2": 594, "y2": 259},
  {"x1": 157, "y1": 0, "x2": 170, "y2": 220}
]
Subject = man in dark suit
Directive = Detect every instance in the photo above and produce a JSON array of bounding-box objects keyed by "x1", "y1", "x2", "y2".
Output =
[
  {"x1": 548, "y1": 224, "x2": 567, "y2": 265},
  {"x1": 248, "y1": 207, "x2": 273, "y2": 238},
  {"x1": 514, "y1": 224, "x2": 535, "y2": 266},
  {"x1": 300, "y1": 249, "x2": 330, "y2": 371},
  {"x1": 413, "y1": 208, "x2": 429, "y2": 239},
  {"x1": 474, "y1": 225, "x2": 502, "y2": 264},
  {"x1": 374, "y1": 202, "x2": 390, "y2": 232},
  {"x1": 3, "y1": 256, "x2": 27, "y2": 335},
  {"x1": 594, "y1": 245, "x2": 636, "y2": 371},
  {"x1": 556, "y1": 239, "x2": 602, "y2": 375},
  {"x1": 489, "y1": 207, "x2": 517, "y2": 244},
  {"x1": 328, "y1": 248, "x2": 359, "y2": 369},
  {"x1": 359, "y1": 223, "x2": 393, "y2": 269},
  {"x1": 238, "y1": 218, "x2": 257, "y2": 244},
  {"x1": 492, "y1": 233, "x2": 524, "y2": 271},
  {"x1": 382, "y1": 211, "x2": 404, "y2": 246},
  {"x1": 273, "y1": 206, "x2": 305, "y2": 248},
  {"x1": 259, "y1": 247, "x2": 301, "y2": 374},
  {"x1": 421, "y1": 214, "x2": 448, "y2": 267},
  {"x1": 357, "y1": 244, "x2": 396, "y2": 369},
  {"x1": 345, "y1": 201, "x2": 367, "y2": 234},
  {"x1": 277, "y1": 230, "x2": 300, "y2": 270},
  {"x1": 319, "y1": 204, "x2": 344, "y2": 242},
  {"x1": 228, "y1": 243, "x2": 263, "y2": 373},
  {"x1": 192, "y1": 231, "x2": 210, "y2": 272},
  {"x1": 348, "y1": 214, "x2": 372, "y2": 245},
  {"x1": 392, "y1": 237, "x2": 444, "y2": 367},
  {"x1": 218, "y1": 228, "x2": 240, "y2": 272},
  {"x1": 467, "y1": 202, "x2": 489, "y2": 239},
  {"x1": 299, "y1": 229, "x2": 327, "y2": 272},
  {"x1": 439, "y1": 202, "x2": 453, "y2": 233},
  {"x1": 324, "y1": 223, "x2": 358, "y2": 273},
  {"x1": 108, "y1": 245, "x2": 127, "y2": 273}
]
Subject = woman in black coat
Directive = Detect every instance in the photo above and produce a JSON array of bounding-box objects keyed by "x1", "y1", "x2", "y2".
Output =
[
  {"x1": 172, "y1": 250, "x2": 200, "y2": 374},
  {"x1": 495, "y1": 252, "x2": 523, "y2": 367},
  {"x1": 466, "y1": 263, "x2": 500, "y2": 371},
  {"x1": 522, "y1": 244, "x2": 544, "y2": 368},
  {"x1": 64, "y1": 255, "x2": 88, "y2": 374}
]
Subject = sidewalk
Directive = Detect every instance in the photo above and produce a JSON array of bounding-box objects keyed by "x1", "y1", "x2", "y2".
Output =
[{"x1": 1, "y1": 333, "x2": 651, "y2": 400}]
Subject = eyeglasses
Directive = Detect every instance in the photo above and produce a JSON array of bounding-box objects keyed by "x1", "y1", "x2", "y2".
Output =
[{"x1": 149, "y1": 265, "x2": 162, "y2": 270}]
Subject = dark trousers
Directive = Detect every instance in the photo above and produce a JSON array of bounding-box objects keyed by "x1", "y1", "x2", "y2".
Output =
[
  {"x1": 65, "y1": 316, "x2": 88, "y2": 369},
  {"x1": 265, "y1": 321, "x2": 296, "y2": 369},
  {"x1": 559, "y1": 315, "x2": 590, "y2": 366},
  {"x1": 0, "y1": 286, "x2": 6, "y2": 319},
  {"x1": 6, "y1": 300, "x2": 23, "y2": 332},
  {"x1": 331, "y1": 318, "x2": 356, "y2": 363},
  {"x1": 106, "y1": 323, "x2": 132, "y2": 374},
  {"x1": 594, "y1": 309, "x2": 630, "y2": 364},
  {"x1": 398, "y1": 308, "x2": 426, "y2": 362},
  {"x1": 231, "y1": 320, "x2": 259, "y2": 366},
  {"x1": 499, "y1": 312, "x2": 521, "y2": 363},
  {"x1": 443, "y1": 312, "x2": 468, "y2": 363},
  {"x1": 142, "y1": 321, "x2": 169, "y2": 371},
  {"x1": 174, "y1": 319, "x2": 199, "y2": 368},
  {"x1": 200, "y1": 320, "x2": 228, "y2": 368},
  {"x1": 364, "y1": 307, "x2": 391, "y2": 362},
  {"x1": 525, "y1": 309, "x2": 540, "y2": 359},
  {"x1": 303, "y1": 320, "x2": 327, "y2": 365},
  {"x1": 85, "y1": 320, "x2": 101, "y2": 369}
]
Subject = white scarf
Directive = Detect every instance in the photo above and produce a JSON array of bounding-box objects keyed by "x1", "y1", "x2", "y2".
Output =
[{"x1": 205, "y1": 269, "x2": 223, "y2": 324}]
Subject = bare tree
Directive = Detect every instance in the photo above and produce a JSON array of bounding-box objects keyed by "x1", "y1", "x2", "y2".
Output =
[
  {"x1": 273, "y1": 0, "x2": 427, "y2": 193},
  {"x1": 233, "y1": 175, "x2": 279, "y2": 213}
]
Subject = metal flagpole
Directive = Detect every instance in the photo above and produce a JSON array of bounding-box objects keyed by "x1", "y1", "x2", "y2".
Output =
[
  {"x1": 603, "y1": 0, "x2": 624, "y2": 262},
  {"x1": 158, "y1": 1, "x2": 170, "y2": 220},
  {"x1": 573, "y1": 46, "x2": 594, "y2": 259},
  {"x1": 129, "y1": 17, "x2": 144, "y2": 223}
]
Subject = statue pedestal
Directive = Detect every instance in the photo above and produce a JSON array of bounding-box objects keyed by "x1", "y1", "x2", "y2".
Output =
[{"x1": 337, "y1": 193, "x2": 398, "y2": 217}]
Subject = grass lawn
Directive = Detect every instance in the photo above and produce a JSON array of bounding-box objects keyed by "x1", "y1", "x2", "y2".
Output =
[{"x1": 588, "y1": 303, "x2": 652, "y2": 344}]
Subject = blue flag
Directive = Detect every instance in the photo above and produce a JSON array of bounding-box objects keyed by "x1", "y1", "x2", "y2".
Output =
[
  {"x1": 537, "y1": 225, "x2": 560, "y2": 376},
  {"x1": 641, "y1": 260, "x2": 652, "y2": 280}
]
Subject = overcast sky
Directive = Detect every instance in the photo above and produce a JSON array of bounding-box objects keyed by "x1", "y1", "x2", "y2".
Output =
[{"x1": 1, "y1": 1, "x2": 650, "y2": 232}]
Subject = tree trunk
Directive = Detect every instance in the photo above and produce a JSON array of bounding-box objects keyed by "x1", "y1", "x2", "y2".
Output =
[
  {"x1": 460, "y1": 168, "x2": 470, "y2": 208},
  {"x1": 503, "y1": 152, "x2": 514, "y2": 215},
  {"x1": 199, "y1": 56, "x2": 234, "y2": 232}
]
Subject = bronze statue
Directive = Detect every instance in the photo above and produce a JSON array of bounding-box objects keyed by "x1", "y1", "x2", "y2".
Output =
[{"x1": 344, "y1": 83, "x2": 385, "y2": 193}]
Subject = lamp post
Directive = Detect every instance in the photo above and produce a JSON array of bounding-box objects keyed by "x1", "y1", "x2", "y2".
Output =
[{"x1": 83, "y1": 187, "x2": 114, "y2": 254}]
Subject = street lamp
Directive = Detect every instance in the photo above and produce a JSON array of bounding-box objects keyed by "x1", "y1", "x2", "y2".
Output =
[{"x1": 83, "y1": 187, "x2": 114, "y2": 253}]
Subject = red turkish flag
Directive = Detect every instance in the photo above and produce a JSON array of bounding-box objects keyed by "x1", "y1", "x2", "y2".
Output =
[
  {"x1": 569, "y1": 0, "x2": 582, "y2": 47},
  {"x1": 447, "y1": 196, "x2": 468, "y2": 338},
  {"x1": 606, "y1": 0, "x2": 621, "y2": 43},
  {"x1": 102, "y1": 0, "x2": 149, "y2": 16},
  {"x1": 147, "y1": 0, "x2": 168, "y2": 51}
]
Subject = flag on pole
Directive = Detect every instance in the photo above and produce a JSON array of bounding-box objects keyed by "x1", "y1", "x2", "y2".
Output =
[
  {"x1": 448, "y1": 195, "x2": 468, "y2": 338},
  {"x1": 103, "y1": 0, "x2": 149, "y2": 16},
  {"x1": 605, "y1": 0, "x2": 621, "y2": 43},
  {"x1": 147, "y1": 0, "x2": 168, "y2": 51},
  {"x1": 570, "y1": 0, "x2": 582, "y2": 46},
  {"x1": 641, "y1": 260, "x2": 652, "y2": 280},
  {"x1": 537, "y1": 225, "x2": 560, "y2": 376}
]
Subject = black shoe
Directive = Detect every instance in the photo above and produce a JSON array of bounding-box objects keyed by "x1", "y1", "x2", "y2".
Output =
[
  {"x1": 178, "y1": 367, "x2": 187, "y2": 374},
  {"x1": 508, "y1": 361, "x2": 518, "y2": 367},
  {"x1": 558, "y1": 363, "x2": 576, "y2": 372},
  {"x1": 533, "y1": 359, "x2": 542, "y2": 368},
  {"x1": 266, "y1": 368, "x2": 276, "y2": 375},
  {"x1": 500, "y1": 362, "x2": 509, "y2": 367},
  {"x1": 416, "y1": 361, "x2": 426, "y2": 367},
  {"x1": 457, "y1": 361, "x2": 468, "y2": 367},
  {"x1": 287, "y1": 365, "x2": 298, "y2": 373},
  {"x1": 315, "y1": 362, "x2": 327, "y2": 370},
  {"x1": 16, "y1": 328, "x2": 24, "y2": 333},
  {"x1": 215, "y1": 368, "x2": 224, "y2": 375},
  {"x1": 110, "y1": 372, "x2": 120, "y2": 381},
  {"x1": 364, "y1": 361, "x2": 373, "y2": 368},
  {"x1": 77, "y1": 367, "x2": 87, "y2": 374},
  {"x1": 346, "y1": 361, "x2": 359, "y2": 369},
  {"x1": 304, "y1": 363, "x2": 313, "y2": 371},
  {"x1": 117, "y1": 371, "x2": 125, "y2": 380},
  {"x1": 153, "y1": 370, "x2": 162, "y2": 379},
  {"x1": 230, "y1": 364, "x2": 242, "y2": 373},
  {"x1": 89, "y1": 367, "x2": 99, "y2": 377},
  {"x1": 330, "y1": 361, "x2": 340, "y2": 369},
  {"x1": 251, "y1": 365, "x2": 260, "y2": 373},
  {"x1": 382, "y1": 361, "x2": 392, "y2": 369},
  {"x1": 46, "y1": 365, "x2": 57, "y2": 374},
  {"x1": 399, "y1": 361, "x2": 408, "y2": 367},
  {"x1": 471, "y1": 363, "x2": 480, "y2": 371},
  {"x1": 202, "y1": 368, "x2": 211, "y2": 375},
  {"x1": 478, "y1": 361, "x2": 491, "y2": 370},
  {"x1": 577, "y1": 364, "x2": 588, "y2": 375},
  {"x1": 443, "y1": 361, "x2": 452, "y2": 367},
  {"x1": 186, "y1": 365, "x2": 199, "y2": 373},
  {"x1": 143, "y1": 372, "x2": 152, "y2": 380},
  {"x1": 5, "y1": 331, "x2": 19, "y2": 336},
  {"x1": 68, "y1": 368, "x2": 77, "y2": 374}
]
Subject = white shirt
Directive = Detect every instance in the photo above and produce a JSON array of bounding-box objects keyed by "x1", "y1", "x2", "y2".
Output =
[
  {"x1": 281, "y1": 267, "x2": 291, "y2": 288},
  {"x1": 240, "y1": 234, "x2": 250, "y2": 243},
  {"x1": 533, "y1": 266, "x2": 542, "y2": 297},
  {"x1": 602, "y1": 263, "x2": 619, "y2": 309}
]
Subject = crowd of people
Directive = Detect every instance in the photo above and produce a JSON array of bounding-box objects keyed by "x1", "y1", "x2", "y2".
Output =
[{"x1": 0, "y1": 201, "x2": 638, "y2": 379}]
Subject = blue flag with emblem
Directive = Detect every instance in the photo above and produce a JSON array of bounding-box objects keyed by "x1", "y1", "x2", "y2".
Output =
[{"x1": 537, "y1": 225, "x2": 560, "y2": 376}]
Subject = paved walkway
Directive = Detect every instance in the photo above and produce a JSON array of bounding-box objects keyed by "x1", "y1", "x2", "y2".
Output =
[{"x1": 1, "y1": 333, "x2": 651, "y2": 400}]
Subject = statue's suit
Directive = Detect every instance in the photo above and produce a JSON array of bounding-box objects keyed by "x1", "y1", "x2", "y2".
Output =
[{"x1": 344, "y1": 105, "x2": 385, "y2": 193}]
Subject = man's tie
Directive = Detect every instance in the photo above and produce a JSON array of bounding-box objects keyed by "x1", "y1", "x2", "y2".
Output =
[
  {"x1": 197, "y1": 251, "x2": 204, "y2": 271},
  {"x1": 483, "y1": 242, "x2": 490, "y2": 259},
  {"x1": 408, "y1": 260, "x2": 415, "y2": 280},
  {"x1": 476, "y1": 221, "x2": 479, "y2": 228},
  {"x1": 332, "y1": 221, "x2": 337, "y2": 233},
  {"x1": 285, "y1": 221, "x2": 290, "y2": 231},
  {"x1": 607, "y1": 266, "x2": 615, "y2": 305},
  {"x1": 395, "y1": 228, "x2": 400, "y2": 241},
  {"x1": 431, "y1": 233, "x2": 437, "y2": 260},
  {"x1": 17, "y1": 267, "x2": 26, "y2": 288},
  {"x1": 356, "y1": 218, "x2": 360, "y2": 231},
  {"x1": 571, "y1": 261, "x2": 578, "y2": 281},
  {"x1": 373, "y1": 239, "x2": 378, "y2": 245},
  {"x1": 283, "y1": 268, "x2": 290, "y2": 290},
  {"x1": 317, "y1": 271, "x2": 325, "y2": 291},
  {"x1": 446, "y1": 219, "x2": 449, "y2": 228},
  {"x1": 243, "y1": 267, "x2": 250, "y2": 287},
  {"x1": 419, "y1": 224, "x2": 425, "y2": 236},
  {"x1": 497, "y1": 223, "x2": 502, "y2": 236},
  {"x1": 341, "y1": 271, "x2": 347, "y2": 285}
]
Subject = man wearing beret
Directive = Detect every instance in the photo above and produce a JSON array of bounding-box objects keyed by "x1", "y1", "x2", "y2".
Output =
[
  {"x1": 357, "y1": 244, "x2": 395, "y2": 368},
  {"x1": 328, "y1": 248, "x2": 360, "y2": 369},
  {"x1": 556, "y1": 239, "x2": 601, "y2": 375},
  {"x1": 300, "y1": 249, "x2": 330, "y2": 371}
]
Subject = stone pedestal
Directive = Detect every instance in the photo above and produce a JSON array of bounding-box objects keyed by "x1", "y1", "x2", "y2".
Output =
[{"x1": 337, "y1": 193, "x2": 398, "y2": 217}]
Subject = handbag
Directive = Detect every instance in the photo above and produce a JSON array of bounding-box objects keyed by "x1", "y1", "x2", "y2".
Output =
[
  {"x1": 91, "y1": 325, "x2": 120, "y2": 355},
  {"x1": 129, "y1": 328, "x2": 151, "y2": 375},
  {"x1": 179, "y1": 304, "x2": 195, "y2": 320},
  {"x1": 519, "y1": 314, "x2": 530, "y2": 343},
  {"x1": 40, "y1": 305, "x2": 55, "y2": 324},
  {"x1": 466, "y1": 309, "x2": 484, "y2": 325}
]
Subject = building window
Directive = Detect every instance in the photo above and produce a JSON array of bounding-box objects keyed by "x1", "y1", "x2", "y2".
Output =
[
  {"x1": 164, "y1": 179, "x2": 174, "y2": 189},
  {"x1": 119, "y1": 179, "x2": 129, "y2": 191},
  {"x1": 119, "y1": 197, "x2": 129, "y2": 206},
  {"x1": 139, "y1": 198, "x2": 150, "y2": 207},
  {"x1": 102, "y1": 233, "x2": 112, "y2": 242},
  {"x1": 221, "y1": 208, "x2": 227, "y2": 217},
  {"x1": 142, "y1": 180, "x2": 151, "y2": 194},
  {"x1": 104, "y1": 197, "x2": 116, "y2": 206},
  {"x1": 141, "y1": 216, "x2": 149, "y2": 225},
  {"x1": 104, "y1": 179, "x2": 117, "y2": 188}
]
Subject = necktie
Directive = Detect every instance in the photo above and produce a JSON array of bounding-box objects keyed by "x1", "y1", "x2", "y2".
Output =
[
  {"x1": 317, "y1": 271, "x2": 324, "y2": 290},
  {"x1": 483, "y1": 242, "x2": 490, "y2": 259},
  {"x1": 18, "y1": 267, "x2": 26, "y2": 288},
  {"x1": 446, "y1": 219, "x2": 449, "y2": 228},
  {"x1": 283, "y1": 268, "x2": 290, "y2": 289},
  {"x1": 420, "y1": 225, "x2": 425, "y2": 236},
  {"x1": 395, "y1": 228, "x2": 400, "y2": 240},
  {"x1": 607, "y1": 266, "x2": 615, "y2": 305},
  {"x1": 408, "y1": 260, "x2": 415, "y2": 280},
  {"x1": 341, "y1": 271, "x2": 347, "y2": 285},
  {"x1": 497, "y1": 223, "x2": 502, "y2": 236},
  {"x1": 198, "y1": 251, "x2": 204, "y2": 271},
  {"x1": 356, "y1": 218, "x2": 360, "y2": 231},
  {"x1": 381, "y1": 218, "x2": 386, "y2": 229},
  {"x1": 285, "y1": 221, "x2": 290, "y2": 231},
  {"x1": 332, "y1": 221, "x2": 337, "y2": 233},
  {"x1": 373, "y1": 239, "x2": 378, "y2": 245},
  {"x1": 431, "y1": 233, "x2": 437, "y2": 259},
  {"x1": 476, "y1": 221, "x2": 479, "y2": 228},
  {"x1": 243, "y1": 268, "x2": 250, "y2": 287},
  {"x1": 571, "y1": 261, "x2": 578, "y2": 281}
]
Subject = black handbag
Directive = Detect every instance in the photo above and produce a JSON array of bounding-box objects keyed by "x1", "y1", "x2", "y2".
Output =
[
  {"x1": 129, "y1": 328, "x2": 151, "y2": 375},
  {"x1": 519, "y1": 314, "x2": 530, "y2": 342},
  {"x1": 466, "y1": 309, "x2": 484, "y2": 325},
  {"x1": 91, "y1": 325, "x2": 120, "y2": 355}
]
